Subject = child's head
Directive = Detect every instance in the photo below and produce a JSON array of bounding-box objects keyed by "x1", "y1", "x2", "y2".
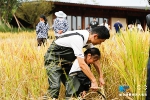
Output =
[
  {"x1": 90, "y1": 26, "x2": 110, "y2": 45},
  {"x1": 84, "y1": 48, "x2": 100, "y2": 64},
  {"x1": 40, "y1": 14, "x2": 47, "y2": 22}
]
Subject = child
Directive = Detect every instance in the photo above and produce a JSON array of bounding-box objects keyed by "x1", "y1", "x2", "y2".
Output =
[
  {"x1": 66, "y1": 47, "x2": 101, "y2": 99},
  {"x1": 36, "y1": 15, "x2": 49, "y2": 48}
]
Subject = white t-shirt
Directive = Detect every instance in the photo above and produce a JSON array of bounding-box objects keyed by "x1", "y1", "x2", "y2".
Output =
[
  {"x1": 100, "y1": 23, "x2": 109, "y2": 30},
  {"x1": 55, "y1": 30, "x2": 91, "y2": 58},
  {"x1": 137, "y1": 24, "x2": 143, "y2": 31},
  {"x1": 69, "y1": 59, "x2": 81, "y2": 74}
]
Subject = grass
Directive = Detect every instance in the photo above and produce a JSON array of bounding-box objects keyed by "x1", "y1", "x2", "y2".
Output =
[
  {"x1": 0, "y1": 23, "x2": 34, "y2": 33},
  {"x1": 0, "y1": 30, "x2": 149, "y2": 100}
]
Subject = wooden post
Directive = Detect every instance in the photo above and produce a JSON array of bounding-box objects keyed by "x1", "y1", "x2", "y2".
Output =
[
  {"x1": 13, "y1": 14, "x2": 21, "y2": 30},
  {"x1": 76, "y1": 16, "x2": 77, "y2": 30},
  {"x1": 143, "y1": 17, "x2": 146, "y2": 31},
  {"x1": 82, "y1": 16, "x2": 85, "y2": 29},
  {"x1": 109, "y1": 17, "x2": 111, "y2": 30}
]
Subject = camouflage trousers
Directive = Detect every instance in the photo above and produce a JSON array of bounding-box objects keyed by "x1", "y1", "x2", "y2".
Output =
[{"x1": 44, "y1": 41, "x2": 76, "y2": 98}]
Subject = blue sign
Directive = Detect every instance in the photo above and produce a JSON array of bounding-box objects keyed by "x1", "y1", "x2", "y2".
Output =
[{"x1": 119, "y1": 85, "x2": 129, "y2": 92}]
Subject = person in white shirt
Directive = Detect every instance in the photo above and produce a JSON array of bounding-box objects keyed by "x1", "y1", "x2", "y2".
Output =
[
  {"x1": 128, "y1": 24, "x2": 134, "y2": 32},
  {"x1": 137, "y1": 24, "x2": 143, "y2": 32},
  {"x1": 66, "y1": 48, "x2": 101, "y2": 99},
  {"x1": 44, "y1": 26, "x2": 110, "y2": 100},
  {"x1": 100, "y1": 20, "x2": 109, "y2": 30},
  {"x1": 135, "y1": 19, "x2": 144, "y2": 32}
]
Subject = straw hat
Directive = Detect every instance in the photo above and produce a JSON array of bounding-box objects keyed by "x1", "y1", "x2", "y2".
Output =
[{"x1": 55, "y1": 11, "x2": 67, "y2": 18}]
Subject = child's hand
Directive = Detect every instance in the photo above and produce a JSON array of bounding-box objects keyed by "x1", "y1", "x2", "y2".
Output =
[
  {"x1": 99, "y1": 77, "x2": 105, "y2": 86},
  {"x1": 81, "y1": 91, "x2": 86, "y2": 98}
]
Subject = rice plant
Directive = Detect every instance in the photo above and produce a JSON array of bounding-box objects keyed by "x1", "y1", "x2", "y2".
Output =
[
  {"x1": 98, "y1": 30, "x2": 149, "y2": 100},
  {"x1": 0, "y1": 30, "x2": 149, "y2": 100}
]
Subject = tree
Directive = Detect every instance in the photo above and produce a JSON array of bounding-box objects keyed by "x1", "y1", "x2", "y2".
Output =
[
  {"x1": 16, "y1": 0, "x2": 54, "y2": 28},
  {"x1": 0, "y1": 0, "x2": 22, "y2": 24}
]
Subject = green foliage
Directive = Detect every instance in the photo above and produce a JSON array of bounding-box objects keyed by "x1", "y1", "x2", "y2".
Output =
[
  {"x1": 0, "y1": 23, "x2": 34, "y2": 33},
  {"x1": 0, "y1": 0, "x2": 22, "y2": 23},
  {"x1": 16, "y1": 0, "x2": 54, "y2": 28}
]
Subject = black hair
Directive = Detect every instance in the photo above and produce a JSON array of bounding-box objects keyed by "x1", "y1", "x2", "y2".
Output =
[
  {"x1": 146, "y1": 14, "x2": 150, "y2": 29},
  {"x1": 103, "y1": 20, "x2": 106, "y2": 25},
  {"x1": 84, "y1": 48, "x2": 100, "y2": 58},
  {"x1": 136, "y1": 19, "x2": 141, "y2": 24},
  {"x1": 40, "y1": 14, "x2": 47, "y2": 25},
  {"x1": 91, "y1": 26, "x2": 110, "y2": 39}
]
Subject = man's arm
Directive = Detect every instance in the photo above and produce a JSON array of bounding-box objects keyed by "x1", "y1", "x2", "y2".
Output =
[
  {"x1": 93, "y1": 60, "x2": 105, "y2": 86},
  {"x1": 77, "y1": 57, "x2": 99, "y2": 89}
]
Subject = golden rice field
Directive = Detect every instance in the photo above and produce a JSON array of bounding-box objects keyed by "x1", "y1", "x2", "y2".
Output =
[{"x1": 0, "y1": 30, "x2": 149, "y2": 100}]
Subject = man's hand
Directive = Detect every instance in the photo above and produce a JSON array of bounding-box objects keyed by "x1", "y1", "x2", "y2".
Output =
[
  {"x1": 93, "y1": 61, "x2": 105, "y2": 86},
  {"x1": 91, "y1": 80, "x2": 99, "y2": 91},
  {"x1": 99, "y1": 77, "x2": 105, "y2": 86}
]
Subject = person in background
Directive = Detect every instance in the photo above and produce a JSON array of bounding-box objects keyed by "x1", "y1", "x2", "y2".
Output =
[
  {"x1": 85, "y1": 24, "x2": 90, "y2": 32},
  {"x1": 53, "y1": 11, "x2": 69, "y2": 39},
  {"x1": 146, "y1": 14, "x2": 150, "y2": 31},
  {"x1": 77, "y1": 26, "x2": 82, "y2": 30},
  {"x1": 100, "y1": 20, "x2": 109, "y2": 30},
  {"x1": 66, "y1": 48, "x2": 102, "y2": 99},
  {"x1": 90, "y1": 17, "x2": 99, "y2": 29},
  {"x1": 71, "y1": 28, "x2": 74, "y2": 31},
  {"x1": 146, "y1": 14, "x2": 150, "y2": 100},
  {"x1": 36, "y1": 14, "x2": 49, "y2": 49},
  {"x1": 128, "y1": 24, "x2": 134, "y2": 32},
  {"x1": 136, "y1": 19, "x2": 144, "y2": 32},
  {"x1": 44, "y1": 26, "x2": 110, "y2": 100},
  {"x1": 114, "y1": 20, "x2": 123, "y2": 33}
]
